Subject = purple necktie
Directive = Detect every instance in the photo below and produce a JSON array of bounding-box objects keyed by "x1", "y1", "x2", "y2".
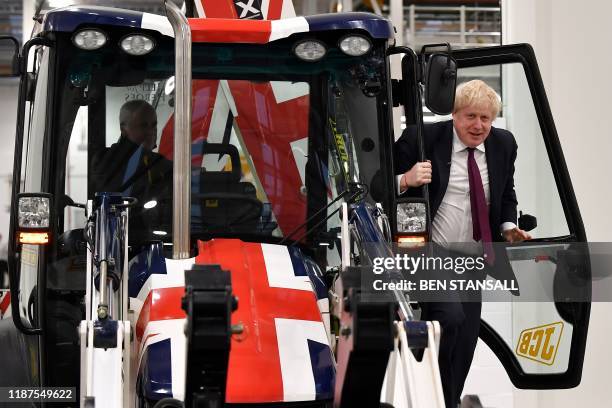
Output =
[{"x1": 467, "y1": 148, "x2": 495, "y2": 264}]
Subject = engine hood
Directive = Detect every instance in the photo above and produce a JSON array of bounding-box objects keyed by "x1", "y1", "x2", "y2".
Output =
[{"x1": 130, "y1": 238, "x2": 334, "y2": 403}]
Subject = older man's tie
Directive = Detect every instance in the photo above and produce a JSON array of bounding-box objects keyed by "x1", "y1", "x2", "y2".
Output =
[{"x1": 467, "y1": 147, "x2": 495, "y2": 264}]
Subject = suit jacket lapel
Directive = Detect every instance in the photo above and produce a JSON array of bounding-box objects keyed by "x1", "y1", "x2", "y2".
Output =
[
  {"x1": 432, "y1": 121, "x2": 453, "y2": 214},
  {"x1": 484, "y1": 130, "x2": 501, "y2": 216}
]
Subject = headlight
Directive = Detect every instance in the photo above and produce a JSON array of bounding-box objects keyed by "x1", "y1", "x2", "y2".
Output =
[
  {"x1": 73, "y1": 29, "x2": 107, "y2": 50},
  {"x1": 16, "y1": 193, "x2": 53, "y2": 245},
  {"x1": 397, "y1": 202, "x2": 427, "y2": 233},
  {"x1": 18, "y1": 196, "x2": 50, "y2": 229},
  {"x1": 339, "y1": 35, "x2": 371, "y2": 56},
  {"x1": 120, "y1": 34, "x2": 156, "y2": 56},
  {"x1": 293, "y1": 40, "x2": 326, "y2": 62}
]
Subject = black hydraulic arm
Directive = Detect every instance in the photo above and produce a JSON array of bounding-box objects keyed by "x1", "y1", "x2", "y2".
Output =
[
  {"x1": 182, "y1": 265, "x2": 237, "y2": 408},
  {"x1": 334, "y1": 266, "x2": 396, "y2": 408}
]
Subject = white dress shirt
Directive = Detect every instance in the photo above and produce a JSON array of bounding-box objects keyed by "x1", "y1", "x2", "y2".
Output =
[{"x1": 397, "y1": 128, "x2": 515, "y2": 247}]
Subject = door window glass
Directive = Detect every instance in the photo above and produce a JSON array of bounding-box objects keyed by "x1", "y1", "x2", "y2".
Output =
[{"x1": 419, "y1": 62, "x2": 576, "y2": 375}]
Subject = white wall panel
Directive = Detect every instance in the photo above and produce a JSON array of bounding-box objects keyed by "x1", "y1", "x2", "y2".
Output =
[
  {"x1": 502, "y1": 1, "x2": 612, "y2": 407},
  {"x1": 0, "y1": 80, "x2": 18, "y2": 246}
]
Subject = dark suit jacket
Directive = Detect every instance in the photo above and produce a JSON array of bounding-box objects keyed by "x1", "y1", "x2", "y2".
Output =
[
  {"x1": 395, "y1": 120, "x2": 518, "y2": 242},
  {"x1": 89, "y1": 136, "x2": 173, "y2": 244},
  {"x1": 90, "y1": 136, "x2": 172, "y2": 199}
]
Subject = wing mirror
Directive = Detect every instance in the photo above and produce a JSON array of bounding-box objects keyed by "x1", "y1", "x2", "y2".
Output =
[{"x1": 422, "y1": 43, "x2": 457, "y2": 115}]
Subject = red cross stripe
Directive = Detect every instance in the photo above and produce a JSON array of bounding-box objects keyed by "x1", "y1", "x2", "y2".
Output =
[
  {"x1": 197, "y1": 239, "x2": 321, "y2": 403},
  {"x1": 135, "y1": 286, "x2": 185, "y2": 345},
  {"x1": 158, "y1": 80, "x2": 219, "y2": 162},
  {"x1": 158, "y1": 2, "x2": 306, "y2": 238},
  {"x1": 266, "y1": 0, "x2": 284, "y2": 20},
  {"x1": 0, "y1": 291, "x2": 10, "y2": 317},
  {"x1": 158, "y1": 80, "x2": 310, "y2": 237},
  {"x1": 198, "y1": 0, "x2": 238, "y2": 18},
  {"x1": 228, "y1": 81, "x2": 309, "y2": 238},
  {"x1": 189, "y1": 18, "x2": 272, "y2": 43}
]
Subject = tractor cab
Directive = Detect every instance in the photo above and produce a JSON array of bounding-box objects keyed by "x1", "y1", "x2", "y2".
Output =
[
  {"x1": 5, "y1": 7, "x2": 397, "y2": 405},
  {"x1": 0, "y1": 2, "x2": 593, "y2": 407}
]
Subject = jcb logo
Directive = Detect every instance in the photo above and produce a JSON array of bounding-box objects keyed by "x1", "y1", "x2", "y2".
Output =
[{"x1": 516, "y1": 322, "x2": 564, "y2": 365}]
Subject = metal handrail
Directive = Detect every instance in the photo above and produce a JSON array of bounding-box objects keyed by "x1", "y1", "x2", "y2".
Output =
[
  {"x1": 403, "y1": 6, "x2": 500, "y2": 12},
  {"x1": 417, "y1": 31, "x2": 501, "y2": 36},
  {"x1": 406, "y1": 4, "x2": 501, "y2": 50},
  {"x1": 164, "y1": 0, "x2": 192, "y2": 259}
]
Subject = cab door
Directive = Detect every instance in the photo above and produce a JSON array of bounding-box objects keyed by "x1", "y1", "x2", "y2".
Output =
[{"x1": 445, "y1": 44, "x2": 590, "y2": 388}]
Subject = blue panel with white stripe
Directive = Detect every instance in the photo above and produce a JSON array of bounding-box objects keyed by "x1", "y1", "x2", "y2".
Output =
[
  {"x1": 352, "y1": 202, "x2": 384, "y2": 243},
  {"x1": 128, "y1": 242, "x2": 167, "y2": 298},
  {"x1": 351, "y1": 203, "x2": 399, "y2": 268},
  {"x1": 307, "y1": 339, "x2": 335, "y2": 400},
  {"x1": 288, "y1": 246, "x2": 328, "y2": 300},
  {"x1": 43, "y1": 6, "x2": 143, "y2": 33},
  {"x1": 138, "y1": 338, "x2": 173, "y2": 401},
  {"x1": 305, "y1": 12, "x2": 394, "y2": 39},
  {"x1": 287, "y1": 246, "x2": 308, "y2": 277},
  {"x1": 43, "y1": 7, "x2": 393, "y2": 42},
  {"x1": 303, "y1": 257, "x2": 329, "y2": 301}
]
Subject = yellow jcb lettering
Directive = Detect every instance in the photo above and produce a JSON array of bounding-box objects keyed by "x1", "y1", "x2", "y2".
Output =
[
  {"x1": 540, "y1": 327, "x2": 556, "y2": 361},
  {"x1": 529, "y1": 329, "x2": 544, "y2": 357},
  {"x1": 518, "y1": 331, "x2": 532, "y2": 355}
]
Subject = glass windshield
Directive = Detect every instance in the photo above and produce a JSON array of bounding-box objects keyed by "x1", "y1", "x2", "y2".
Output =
[{"x1": 52, "y1": 31, "x2": 386, "y2": 251}]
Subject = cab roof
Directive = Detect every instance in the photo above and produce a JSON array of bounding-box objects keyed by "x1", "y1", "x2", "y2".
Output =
[{"x1": 42, "y1": 6, "x2": 394, "y2": 43}]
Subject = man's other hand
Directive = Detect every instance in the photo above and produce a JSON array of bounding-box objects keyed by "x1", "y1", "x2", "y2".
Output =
[
  {"x1": 400, "y1": 160, "x2": 432, "y2": 190},
  {"x1": 503, "y1": 227, "x2": 532, "y2": 243}
]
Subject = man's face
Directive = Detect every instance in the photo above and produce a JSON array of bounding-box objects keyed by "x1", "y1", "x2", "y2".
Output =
[
  {"x1": 452, "y1": 104, "x2": 494, "y2": 148},
  {"x1": 123, "y1": 107, "x2": 158, "y2": 151}
]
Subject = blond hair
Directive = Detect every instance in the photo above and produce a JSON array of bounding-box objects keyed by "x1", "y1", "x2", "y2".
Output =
[{"x1": 453, "y1": 80, "x2": 502, "y2": 118}]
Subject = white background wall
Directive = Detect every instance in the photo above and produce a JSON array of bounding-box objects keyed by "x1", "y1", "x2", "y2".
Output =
[
  {"x1": 0, "y1": 79, "x2": 18, "y2": 248},
  {"x1": 503, "y1": 1, "x2": 612, "y2": 407}
]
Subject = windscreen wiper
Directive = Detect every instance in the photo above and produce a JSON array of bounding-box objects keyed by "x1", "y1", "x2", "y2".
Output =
[{"x1": 279, "y1": 182, "x2": 367, "y2": 245}]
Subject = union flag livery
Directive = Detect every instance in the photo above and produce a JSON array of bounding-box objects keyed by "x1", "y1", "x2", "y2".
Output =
[{"x1": 130, "y1": 239, "x2": 333, "y2": 402}]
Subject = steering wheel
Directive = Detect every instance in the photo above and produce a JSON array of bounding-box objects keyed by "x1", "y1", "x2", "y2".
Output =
[{"x1": 193, "y1": 193, "x2": 263, "y2": 227}]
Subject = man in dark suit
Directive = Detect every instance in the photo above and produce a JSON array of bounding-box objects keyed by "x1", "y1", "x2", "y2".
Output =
[
  {"x1": 395, "y1": 80, "x2": 530, "y2": 407},
  {"x1": 90, "y1": 100, "x2": 171, "y2": 197},
  {"x1": 90, "y1": 100, "x2": 172, "y2": 242}
]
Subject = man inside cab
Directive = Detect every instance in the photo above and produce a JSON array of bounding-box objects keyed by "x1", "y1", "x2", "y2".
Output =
[
  {"x1": 91, "y1": 100, "x2": 171, "y2": 196},
  {"x1": 90, "y1": 100, "x2": 172, "y2": 241}
]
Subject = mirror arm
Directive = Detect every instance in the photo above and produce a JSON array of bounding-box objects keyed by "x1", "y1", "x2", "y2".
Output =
[
  {"x1": 420, "y1": 43, "x2": 454, "y2": 81},
  {"x1": 387, "y1": 46, "x2": 422, "y2": 82},
  {"x1": 387, "y1": 46, "x2": 431, "y2": 239}
]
